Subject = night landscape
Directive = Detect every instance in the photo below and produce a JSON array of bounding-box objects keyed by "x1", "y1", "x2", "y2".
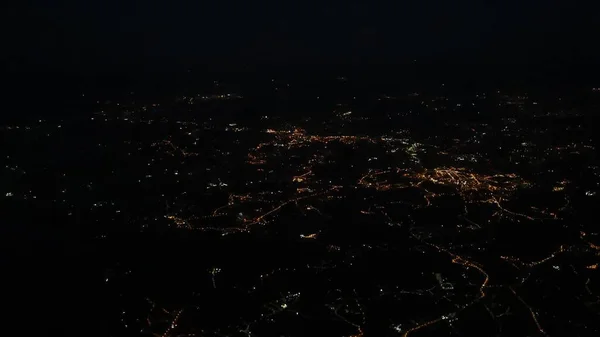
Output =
[{"x1": 3, "y1": 2, "x2": 600, "y2": 336}]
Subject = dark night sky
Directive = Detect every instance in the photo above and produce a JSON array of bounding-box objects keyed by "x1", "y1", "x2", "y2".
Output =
[{"x1": 3, "y1": 1, "x2": 600, "y2": 73}]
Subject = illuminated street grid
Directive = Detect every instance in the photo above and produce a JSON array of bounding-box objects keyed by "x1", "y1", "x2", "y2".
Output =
[{"x1": 2, "y1": 85, "x2": 600, "y2": 337}]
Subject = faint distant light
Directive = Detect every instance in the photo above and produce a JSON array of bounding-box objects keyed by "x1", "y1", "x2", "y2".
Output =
[
  {"x1": 5, "y1": 192, "x2": 13, "y2": 197},
  {"x1": 586, "y1": 191, "x2": 596, "y2": 196}
]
